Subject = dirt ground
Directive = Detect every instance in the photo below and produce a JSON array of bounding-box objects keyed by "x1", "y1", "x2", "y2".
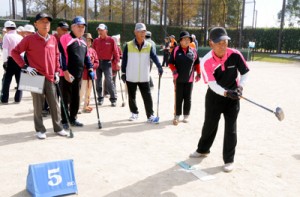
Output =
[{"x1": 0, "y1": 55, "x2": 299, "y2": 197}]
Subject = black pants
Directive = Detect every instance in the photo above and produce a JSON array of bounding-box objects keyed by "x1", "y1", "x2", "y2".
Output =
[
  {"x1": 197, "y1": 88, "x2": 239, "y2": 164},
  {"x1": 175, "y1": 82, "x2": 193, "y2": 116},
  {"x1": 60, "y1": 77, "x2": 81, "y2": 123},
  {"x1": 162, "y1": 52, "x2": 170, "y2": 67},
  {"x1": 1, "y1": 57, "x2": 22, "y2": 103},
  {"x1": 126, "y1": 81, "x2": 153, "y2": 118},
  {"x1": 96, "y1": 61, "x2": 117, "y2": 103}
]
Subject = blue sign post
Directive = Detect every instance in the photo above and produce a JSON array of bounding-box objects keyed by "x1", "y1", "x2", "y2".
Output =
[{"x1": 26, "y1": 159, "x2": 78, "y2": 197}]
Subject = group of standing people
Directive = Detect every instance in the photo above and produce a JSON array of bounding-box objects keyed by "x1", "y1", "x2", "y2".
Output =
[{"x1": 1, "y1": 14, "x2": 250, "y2": 172}]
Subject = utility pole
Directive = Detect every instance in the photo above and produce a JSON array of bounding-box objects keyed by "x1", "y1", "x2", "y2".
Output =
[
  {"x1": 12, "y1": 0, "x2": 16, "y2": 19},
  {"x1": 277, "y1": 0, "x2": 286, "y2": 54},
  {"x1": 252, "y1": 0, "x2": 256, "y2": 29},
  {"x1": 238, "y1": 0, "x2": 246, "y2": 48},
  {"x1": 22, "y1": 0, "x2": 26, "y2": 19}
]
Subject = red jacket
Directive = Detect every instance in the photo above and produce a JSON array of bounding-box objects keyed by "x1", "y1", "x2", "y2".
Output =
[
  {"x1": 82, "y1": 47, "x2": 99, "y2": 80},
  {"x1": 92, "y1": 36, "x2": 120, "y2": 66},
  {"x1": 11, "y1": 33, "x2": 60, "y2": 82}
]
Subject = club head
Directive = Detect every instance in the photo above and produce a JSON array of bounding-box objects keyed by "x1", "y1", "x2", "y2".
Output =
[
  {"x1": 98, "y1": 122, "x2": 102, "y2": 129},
  {"x1": 275, "y1": 107, "x2": 284, "y2": 121},
  {"x1": 68, "y1": 130, "x2": 74, "y2": 138}
]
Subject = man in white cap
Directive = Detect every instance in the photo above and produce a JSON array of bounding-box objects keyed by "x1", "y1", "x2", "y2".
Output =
[
  {"x1": 92, "y1": 23, "x2": 119, "y2": 106},
  {"x1": 189, "y1": 27, "x2": 250, "y2": 172},
  {"x1": 1, "y1": 20, "x2": 23, "y2": 104},
  {"x1": 121, "y1": 23, "x2": 163, "y2": 123}
]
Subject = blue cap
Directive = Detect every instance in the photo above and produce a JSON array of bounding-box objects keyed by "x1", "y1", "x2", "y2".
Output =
[{"x1": 72, "y1": 16, "x2": 86, "y2": 26}]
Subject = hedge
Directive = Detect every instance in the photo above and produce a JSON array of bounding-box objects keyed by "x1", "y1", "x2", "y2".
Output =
[{"x1": 1, "y1": 17, "x2": 299, "y2": 54}]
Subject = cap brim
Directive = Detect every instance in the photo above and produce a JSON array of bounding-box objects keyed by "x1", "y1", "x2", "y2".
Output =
[
  {"x1": 136, "y1": 29, "x2": 147, "y2": 32},
  {"x1": 36, "y1": 16, "x2": 53, "y2": 22},
  {"x1": 74, "y1": 22, "x2": 87, "y2": 26},
  {"x1": 212, "y1": 36, "x2": 231, "y2": 43},
  {"x1": 180, "y1": 35, "x2": 192, "y2": 42}
]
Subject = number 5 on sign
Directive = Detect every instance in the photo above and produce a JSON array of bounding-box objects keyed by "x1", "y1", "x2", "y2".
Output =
[
  {"x1": 48, "y1": 168, "x2": 62, "y2": 186},
  {"x1": 26, "y1": 159, "x2": 78, "y2": 197}
]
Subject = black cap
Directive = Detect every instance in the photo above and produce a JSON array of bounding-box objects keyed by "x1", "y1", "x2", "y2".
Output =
[
  {"x1": 58, "y1": 21, "x2": 69, "y2": 29},
  {"x1": 179, "y1": 31, "x2": 192, "y2": 42},
  {"x1": 209, "y1": 27, "x2": 231, "y2": 43},
  {"x1": 35, "y1": 12, "x2": 53, "y2": 22}
]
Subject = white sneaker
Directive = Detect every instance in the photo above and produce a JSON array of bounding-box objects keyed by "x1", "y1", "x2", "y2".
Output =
[
  {"x1": 223, "y1": 163, "x2": 234, "y2": 172},
  {"x1": 129, "y1": 113, "x2": 138, "y2": 121},
  {"x1": 56, "y1": 129, "x2": 68, "y2": 136},
  {"x1": 189, "y1": 151, "x2": 209, "y2": 158},
  {"x1": 183, "y1": 115, "x2": 189, "y2": 123},
  {"x1": 36, "y1": 132, "x2": 46, "y2": 139},
  {"x1": 147, "y1": 115, "x2": 159, "y2": 124}
]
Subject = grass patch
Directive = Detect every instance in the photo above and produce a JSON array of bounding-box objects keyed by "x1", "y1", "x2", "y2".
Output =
[{"x1": 252, "y1": 53, "x2": 300, "y2": 63}]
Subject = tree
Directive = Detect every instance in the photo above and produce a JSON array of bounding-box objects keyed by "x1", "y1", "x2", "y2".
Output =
[{"x1": 285, "y1": 0, "x2": 300, "y2": 26}]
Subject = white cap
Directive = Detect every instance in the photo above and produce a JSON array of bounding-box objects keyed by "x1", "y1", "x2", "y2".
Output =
[
  {"x1": 135, "y1": 23, "x2": 146, "y2": 31},
  {"x1": 24, "y1": 24, "x2": 35, "y2": 33},
  {"x1": 4, "y1": 20, "x2": 16, "y2": 28},
  {"x1": 96, "y1": 24, "x2": 107, "y2": 30},
  {"x1": 17, "y1": 26, "x2": 25, "y2": 32}
]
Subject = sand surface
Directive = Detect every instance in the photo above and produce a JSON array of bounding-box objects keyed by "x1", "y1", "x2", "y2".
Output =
[{"x1": 0, "y1": 56, "x2": 299, "y2": 197}]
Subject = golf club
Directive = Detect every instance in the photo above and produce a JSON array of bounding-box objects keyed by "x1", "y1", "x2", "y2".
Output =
[
  {"x1": 55, "y1": 83, "x2": 74, "y2": 138},
  {"x1": 173, "y1": 78, "x2": 178, "y2": 125},
  {"x1": 240, "y1": 96, "x2": 284, "y2": 121},
  {"x1": 117, "y1": 71, "x2": 125, "y2": 107},
  {"x1": 91, "y1": 79, "x2": 102, "y2": 129},
  {"x1": 156, "y1": 74, "x2": 161, "y2": 122}
]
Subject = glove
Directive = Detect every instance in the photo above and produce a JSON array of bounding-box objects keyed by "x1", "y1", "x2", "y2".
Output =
[
  {"x1": 195, "y1": 74, "x2": 201, "y2": 82},
  {"x1": 225, "y1": 90, "x2": 240, "y2": 100},
  {"x1": 25, "y1": 65, "x2": 37, "y2": 76},
  {"x1": 54, "y1": 72, "x2": 60, "y2": 84},
  {"x1": 158, "y1": 66, "x2": 163, "y2": 76},
  {"x1": 173, "y1": 70, "x2": 178, "y2": 81},
  {"x1": 121, "y1": 74, "x2": 126, "y2": 83},
  {"x1": 88, "y1": 70, "x2": 95, "y2": 80},
  {"x1": 3, "y1": 62, "x2": 7, "y2": 71},
  {"x1": 236, "y1": 86, "x2": 243, "y2": 96}
]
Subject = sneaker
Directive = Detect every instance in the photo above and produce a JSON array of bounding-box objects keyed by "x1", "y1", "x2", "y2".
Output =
[
  {"x1": 183, "y1": 115, "x2": 189, "y2": 123},
  {"x1": 36, "y1": 132, "x2": 47, "y2": 139},
  {"x1": 71, "y1": 120, "x2": 84, "y2": 127},
  {"x1": 62, "y1": 123, "x2": 69, "y2": 129},
  {"x1": 111, "y1": 102, "x2": 116, "y2": 107},
  {"x1": 56, "y1": 129, "x2": 68, "y2": 137},
  {"x1": 129, "y1": 113, "x2": 138, "y2": 121},
  {"x1": 98, "y1": 100, "x2": 103, "y2": 106},
  {"x1": 173, "y1": 115, "x2": 180, "y2": 125},
  {"x1": 147, "y1": 115, "x2": 159, "y2": 124},
  {"x1": 189, "y1": 151, "x2": 209, "y2": 158},
  {"x1": 223, "y1": 163, "x2": 234, "y2": 172}
]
